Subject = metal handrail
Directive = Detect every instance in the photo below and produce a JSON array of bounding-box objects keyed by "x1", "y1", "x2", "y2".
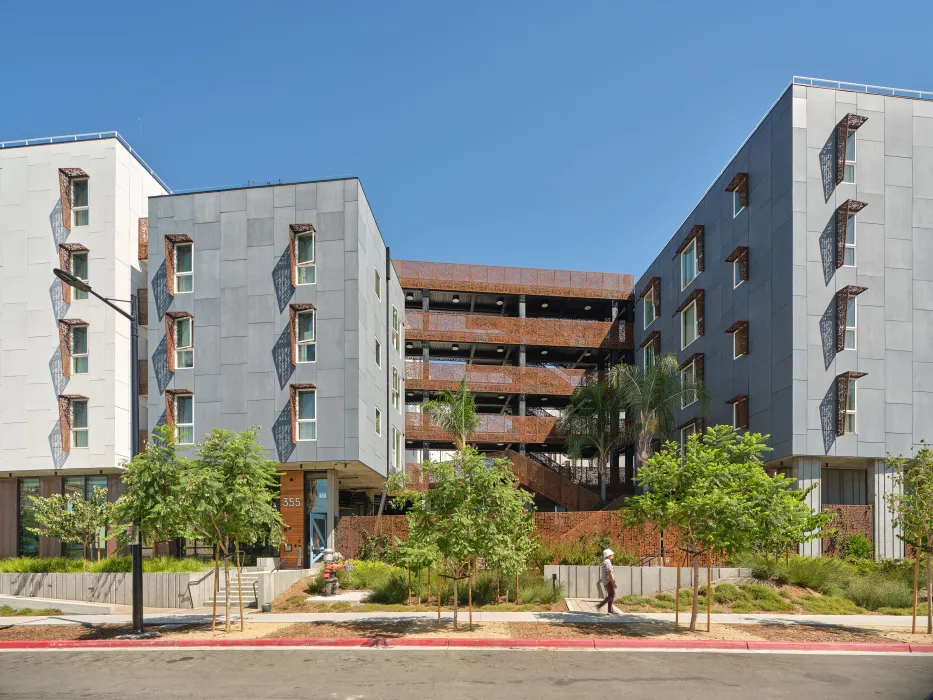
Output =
[
  {"x1": 793, "y1": 75, "x2": 933, "y2": 101},
  {"x1": 0, "y1": 131, "x2": 172, "y2": 193}
]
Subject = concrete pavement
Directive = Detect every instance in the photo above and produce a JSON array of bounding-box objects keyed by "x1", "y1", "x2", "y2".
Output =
[{"x1": 1, "y1": 649, "x2": 931, "y2": 699}]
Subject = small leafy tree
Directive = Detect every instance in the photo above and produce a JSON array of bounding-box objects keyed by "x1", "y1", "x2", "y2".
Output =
[
  {"x1": 420, "y1": 379, "x2": 479, "y2": 451},
  {"x1": 624, "y1": 426, "x2": 776, "y2": 631},
  {"x1": 390, "y1": 448, "x2": 535, "y2": 626},
  {"x1": 28, "y1": 487, "x2": 114, "y2": 571},
  {"x1": 557, "y1": 380, "x2": 627, "y2": 503},
  {"x1": 748, "y1": 476, "x2": 834, "y2": 564},
  {"x1": 886, "y1": 446, "x2": 933, "y2": 634}
]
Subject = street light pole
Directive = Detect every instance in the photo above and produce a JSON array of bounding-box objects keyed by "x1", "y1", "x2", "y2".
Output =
[{"x1": 53, "y1": 268, "x2": 144, "y2": 634}]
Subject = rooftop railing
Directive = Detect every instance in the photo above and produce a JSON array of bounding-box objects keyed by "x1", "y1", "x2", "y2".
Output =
[{"x1": 793, "y1": 76, "x2": 933, "y2": 101}]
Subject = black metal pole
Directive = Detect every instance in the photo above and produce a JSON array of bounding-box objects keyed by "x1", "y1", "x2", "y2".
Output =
[{"x1": 129, "y1": 295, "x2": 144, "y2": 634}]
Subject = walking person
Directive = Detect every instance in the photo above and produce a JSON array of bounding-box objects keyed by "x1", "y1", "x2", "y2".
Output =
[{"x1": 595, "y1": 549, "x2": 616, "y2": 614}]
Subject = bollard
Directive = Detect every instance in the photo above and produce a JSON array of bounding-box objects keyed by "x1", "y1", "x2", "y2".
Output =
[{"x1": 552, "y1": 573, "x2": 557, "y2": 596}]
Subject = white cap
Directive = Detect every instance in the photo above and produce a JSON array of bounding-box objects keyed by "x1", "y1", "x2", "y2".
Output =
[{"x1": 603, "y1": 549, "x2": 614, "y2": 558}]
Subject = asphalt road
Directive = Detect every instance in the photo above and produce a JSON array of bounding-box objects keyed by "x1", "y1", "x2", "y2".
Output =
[{"x1": 1, "y1": 649, "x2": 931, "y2": 699}]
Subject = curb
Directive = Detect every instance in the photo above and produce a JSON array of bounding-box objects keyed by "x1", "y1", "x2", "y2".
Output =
[{"x1": 0, "y1": 638, "x2": 929, "y2": 653}]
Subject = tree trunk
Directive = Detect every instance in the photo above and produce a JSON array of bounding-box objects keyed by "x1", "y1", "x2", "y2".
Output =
[
  {"x1": 235, "y1": 539, "x2": 244, "y2": 633},
  {"x1": 926, "y1": 535, "x2": 932, "y2": 635},
  {"x1": 82, "y1": 540, "x2": 87, "y2": 573},
  {"x1": 212, "y1": 546, "x2": 219, "y2": 632},
  {"x1": 436, "y1": 572, "x2": 442, "y2": 630},
  {"x1": 706, "y1": 557, "x2": 712, "y2": 633},
  {"x1": 674, "y1": 551, "x2": 680, "y2": 631},
  {"x1": 418, "y1": 568, "x2": 422, "y2": 605},
  {"x1": 515, "y1": 571, "x2": 520, "y2": 605},
  {"x1": 690, "y1": 551, "x2": 700, "y2": 632},
  {"x1": 912, "y1": 544, "x2": 920, "y2": 636},
  {"x1": 468, "y1": 559, "x2": 473, "y2": 631},
  {"x1": 407, "y1": 566, "x2": 412, "y2": 606},
  {"x1": 427, "y1": 568, "x2": 431, "y2": 605},
  {"x1": 224, "y1": 540, "x2": 231, "y2": 633},
  {"x1": 453, "y1": 571, "x2": 459, "y2": 630},
  {"x1": 600, "y1": 454, "x2": 607, "y2": 504}
]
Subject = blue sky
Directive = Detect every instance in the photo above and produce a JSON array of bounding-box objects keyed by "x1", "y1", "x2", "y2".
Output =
[{"x1": 2, "y1": 1, "x2": 931, "y2": 276}]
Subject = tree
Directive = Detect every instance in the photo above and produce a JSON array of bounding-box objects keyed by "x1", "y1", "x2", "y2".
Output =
[
  {"x1": 390, "y1": 447, "x2": 535, "y2": 627},
  {"x1": 557, "y1": 379, "x2": 627, "y2": 503},
  {"x1": 420, "y1": 378, "x2": 479, "y2": 451},
  {"x1": 114, "y1": 424, "x2": 190, "y2": 554},
  {"x1": 610, "y1": 354, "x2": 709, "y2": 473},
  {"x1": 885, "y1": 446, "x2": 933, "y2": 634},
  {"x1": 28, "y1": 487, "x2": 114, "y2": 571},
  {"x1": 183, "y1": 427, "x2": 285, "y2": 632},
  {"x1": 748, "y1": 477, "x2": 835, "y2": 564},
  {"x1": 624, "y1": 426, "x2": 781, "y2": 631}
]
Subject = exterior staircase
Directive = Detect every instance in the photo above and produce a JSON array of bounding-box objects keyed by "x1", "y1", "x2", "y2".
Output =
[
  {"x1": 504, "y1": 449, "x2": 602, "y2": 511},
  {"x1": 205, "y1": 566, "x2": 260, "y2": 609}
]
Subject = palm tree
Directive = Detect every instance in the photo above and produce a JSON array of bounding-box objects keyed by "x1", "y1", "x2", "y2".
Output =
[
  {"x1": 556, "y1": 380, "x2": 627, "y2": 503},
  {"x1": 609, "y1": 353, "x2": 709, "y2": 473},
  {"x1": 420, "y1": 378, "x2": 479, "y2": 451}
]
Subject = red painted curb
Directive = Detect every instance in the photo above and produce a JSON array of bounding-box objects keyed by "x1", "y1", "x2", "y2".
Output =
[
  {"x1": 745, "y1": 641, "x2": 910, "y2": 653},
  {"x1": 594, "y1": 639, "x2": 748, "y2": 650},
  {"x1": 503, "y1": 639, "x2": 595, "y2": 649},
  {"x1": 908, "y1": 644, "x2": 933, "y2": 653},
  {"x1": 384, "y1": 638, "x2": 449, "y2": 648}
]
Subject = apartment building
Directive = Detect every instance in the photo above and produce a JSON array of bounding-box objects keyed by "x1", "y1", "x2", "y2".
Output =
[
  {"x1": 145, "y1": 180, "x2": 405, "y2": 567},
  {"x1": 0, "y1": 134, "x2": 166, "y2": 558},
  {"x1": 395, "y1": 260, "x2": 634, "y2": 510},
  {"x1": 634, "y1": 77, "x2": 933, "y2": 559}
]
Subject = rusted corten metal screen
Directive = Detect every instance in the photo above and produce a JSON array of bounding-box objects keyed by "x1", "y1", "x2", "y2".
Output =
[
  {"x1": 57, "y1": 243, "x2": 89, "y2": 304},
  {"x1": 164, "y1": 234, "x2": 192, "y2": 297},
  {"x1": 289, "y1": 382, "x2": 316, "y2": 444},
  {"x1": 138, "y1": 218, "x2": 148, "y2": 260},
  {"x1": 725, "y1": 172, "x2": 749, "y2": 208},
  {"x1": 138, "y1": 288, "x2": 148, "y2": 327},
  {"x1": 725, "y1": 320, "x2": 749, "y2": 356},
  {"x1": 835, "y1": 285, "x2": 867, "y2": 352},
  {"x1": 673, "y1": 225, "x2": 705, "y2": 273},
  {"x1": 405, "y1": 360, "x2": 586, "y2": 396},
  {"x1": 406, "y1": 413, "x2": 561, "y2": 444},
  {"x1": 58, "y1": 319, "x2": 87, "y2": 379},
  {"x1": 393, "y1": 260, "x2": 634, "y2": 300},
  {"x1": 57, "y1": 394, "x2": 86, "y2": 453},
  {"x1": 58, "y1": 168, "x2": 88, "y2": 232},
  {"x1": 164, "y1": 389, "x2": 192, "y2": 428},
  {"x1": 677, "y1": 417, "x2": 705, "y2": 433},
  {"x1": 288, "y1": 303, "x2": 315, "y2": 365},
  {"x1": 834, "y1": 200, "x2": 867, "y2": 269},
  {"x1": 405, "y1": 311, "x2": 631, "y2": 349},
  {"x1": 674, "y1": 289, "x2": 705, "y2": 337},
  {"x1": 638, "y1": 330, "x2": 661, "y2": 351},
  {"x1": 138, "y1": 360, "x2": 148, "y2": 397},
  {"x1": 504, "y1": 449, "x2": 601, "y2": 510},
  {"x1": 679, "y1": 352, "x2": 704, "y2": 383},
  {"x1": 835, "y1": 114, "x2": 869, "y2": 186},
  {"x1": 726, "y1": 395, "x2": 749, "y2": 429},
  {"x1": 725, "y1": 246, "x2": 749, "y2": 282},
  {"x1": 165, "y1": 311, "x2": 193, "y2": 373},
  {"x1": 835, "y1": 371, "x2": 867, "y2": 437},
  {"x1": 289, "y1": 224, "x2": 315, "y2": 287}
]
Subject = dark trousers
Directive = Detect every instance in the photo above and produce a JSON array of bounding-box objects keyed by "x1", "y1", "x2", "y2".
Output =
[{"x1": 597, "y1": 581, "x2": 615, "y2": 612}]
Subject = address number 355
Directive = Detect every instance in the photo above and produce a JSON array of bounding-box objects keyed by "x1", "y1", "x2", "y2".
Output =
[{"x1": 282, "y1": 497, "x2": 302, "y2": 508}]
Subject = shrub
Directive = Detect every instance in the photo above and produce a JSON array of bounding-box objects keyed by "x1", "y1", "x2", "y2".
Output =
[
  {"x1": 738, "y1": 584, "x2": 794, "y2": 612},
  {"x1": 786, "y1": 556, "x2": 853, "y2": 593},
  {"x1": 798, "y1": 594, "x2": 862, "y2": 615},
  {"x1": 876, "y1": 607, "x2": 913, "y2": 616},
  {"x1": 517, "y1": 576, "x2": 562, "y2": 605},
  {"x1": 713, "y1": 583, "x2": 740, "y2": 604},
  {"x1": 0, "y1": 605, "x2": 62, "y2": 616},
  {"x1": 0, "y1": 556, "x2": 208, "y2": 574},
  {"x1": 845, "y1": 576, "x2": 913, "y2": 611},
  {"x1": 841, "y1": 533, "x2": 873, "y2": 561},
  {"x1": 619, "y1": 595, "x2": 651, "y2": 606},
  {"x1": 367, "y1": 574, "x2": 410, "y2": 604}
]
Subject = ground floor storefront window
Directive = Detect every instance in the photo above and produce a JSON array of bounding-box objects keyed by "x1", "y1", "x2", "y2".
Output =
[
  {"x1": 17, "y1": 478, "x2": 40, "y2": 556},
  {"x1": 62, "y1": 475, "x2": 108, "y2": 560}
]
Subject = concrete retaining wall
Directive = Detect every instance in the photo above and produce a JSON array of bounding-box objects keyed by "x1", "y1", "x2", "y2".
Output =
[
  {"x1": 542, "y1": 566, "x2": 751, "y2": 599},
  {"x1": 255, "y1": 567, "x2": 318, "y2": 607},
  {"x1": 0, "y1": 571, "x2": 215, "y2": 609}
]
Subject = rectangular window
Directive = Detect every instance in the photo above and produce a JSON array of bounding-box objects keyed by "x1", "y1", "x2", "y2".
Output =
[
  {"x1": 681, "y1": 362, "x2": 697, "y2": 408},
  {"x1": 297, "y1": 389, "x2": 317, "y2": 441},
  {"x1": 733, "y1": 259, "x2": 743, "y2": 288},
  {"x1": 296, "y1": 232, "x2": 315, "y2": 285},
  {"x1": 680, "y1": 424, "x2": 696, "y2": 446},
  {"x1": 845, "y1": 379, "x2": 857, "y2": 433},
  {"x1": 72, "y1": 251, "x2": 89, "y2": 300},
  {"x1": 392, "y1": 427, "x2": 401, "y2": 471},
  {"x1": 375, "y1": 269, "x2": 382, "y2": 300},
  {"x1": 62, "y1": 475, "x2": 108, "y2": 559},
  {"x1": 71, "y1": 325, "x2": 88, "y2": 374},
  {"x1": 71, "y1": 399, "x2": 88, "y2": 448},
  {"x1": 296, "y1": 310, "x2": 316, "y2": 363},
  {"x1": 391, "y1": 306, "x2": 400, "y2": 354},
  {"x1": 175, "y1": 317, "x2": 194, "y2": 368},
  {"x1": 733, "y1": 402, "x2": 741, "y2": 430},
  {"x1": 844, "y1": 214, "x2": 856, "y2": 266},
  {"x1": 733, "y1": 329, "x2": 746, "y2": 359},
  {"x1": 375, "y1": 338, "x2": 382, "y2": 368},
  {"x1": 643, "y1": 288, "x2": 656, "y2": 328},
  {"x1": 681, "y1": 301, "x2": 697, "y2": 349},
  {"x1": 375, "y1": 407, "x2": 382, "y2": 436},
  {"x1": 392, "y1": 367, "x2": 401, "y2": 411},
  {"x1": 17, "y1": 478, "x2": 40, "y2": 556},
  {"x1": 844, "y1": 297, "x2": 856, "y2": 350},
  {"x1": 844, "y1": 130, "x2": 856, "y2": 184},
  {"x1": 681, "y1": 240, "x2": 697, "y2": 290},
  {"x1": 733, "y1": 190, "x2": 745, "y2": 218},
  {"x1": 176, "y1": 394, "x2": 194, "y2": 445},
  {"x1": 72, "y1": 178, "x2": 89, "y2": 227},
  {"x1": 175, "y1": 243, "x2": 193, "y2": 294},
  {"x1": 644, "y1": 344, "x2": 656, "y2": 372}
]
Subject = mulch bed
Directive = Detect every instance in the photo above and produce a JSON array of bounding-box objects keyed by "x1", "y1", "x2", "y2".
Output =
[{"x1": 726, "y1": 623, "x2": 897, "y2": 643}]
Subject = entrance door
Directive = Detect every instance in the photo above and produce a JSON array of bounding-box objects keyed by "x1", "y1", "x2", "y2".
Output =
[{"x1": 304, "y1": 471, "x2": 330, "y2": 565}]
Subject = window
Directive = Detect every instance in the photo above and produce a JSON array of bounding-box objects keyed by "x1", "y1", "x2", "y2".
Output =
[
  {"x1": 296, "y1": 389, "x2": 317, "y2": 441},
  {"x1": 733, "y1": 402, "x2": 741, "y2": 429},
  {"x1": 175, "y1": 317, "x2": 194, "y2": 368},
  {"x1": 72, "y1": 251, "x2": 89, "y2": 300},
  {"x1": 72, "y1": 178, "x2": 88, "y2": 227},
  {"x1": 681, "y1": 240, "x2": 697, "y2": 290},
  {"x1": 375, "y1": 338, "x2": 382, "y2": 368},
  {"x1": 391, "y1": 427, "x2": 401, "y2": 472},
  {"x1": 375, "y1": 407, "x2": 382, "y2": 436},
  {"x1": 296, "y1": 231, "x2": 315, "y2": 285},
  {"x1": 644, "y1": 344, "x2": 656, "y2": 371},
  {"x1": 17, "y1": 478, "x2": 40, "y2": 556},
  {"x1": 733, "y1": 259, "x2": 743, "y2": 288},
  {"x1": 733, "y1": 189, "x2": 745, "y2": 218},
  {"x1": 175, "y1": 243, "x2": 193, "y2": 294},
  {"x1": 643, "y1": 288, "x2": 656, "y2": 327},
  {"x1": 71, "y1": 399, "x2": 88, "y2": 448},
  {"x1": 296, "y1": 310, "x2": 316, "y2": 363},
  {"x1": 71, "y1": 325, "x2": 88, "y2": 374},
  {"x1": 62, "y1": 476, "x2": 108, "y2": 559},
  {"x1": 392, "y1": 367, "x2": 401, "y2": 411},
  {"x1": 681, "y1": 362, "x2": 697, "y2": 408},
  {"x1": 681, "y1": 301, "x2": 697, "y2": 349},
  {"x1": 391, "y1": 306, "x2": 400, "y2": 354},
  {"x1": 845, "y1": 379, "x2": 857, "y2": 433},
  {"x1": 175, "y1": 394, "x2": 194, "y2": 445},
  {"x1": 843, "y1": 130, "x2": 856, "y2": 184},
  {"x1": 680, "y1": 423, "x2": 696, "y2": 446},
  {"x1": 375, "y1": 269, "x2": 382, "y2": 300},
  {"x1": 845, "y1": 297, "x2": 856, "y2": 350},
  {"x1": 844, "y1": 214, "x2": 856, "y2": 266}
]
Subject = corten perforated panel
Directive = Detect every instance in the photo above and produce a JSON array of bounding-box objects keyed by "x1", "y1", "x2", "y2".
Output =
[
  {"x1": 835, "y1": 286, "x2": 867, "y2": 353},
  {"x1": 834, "y1": 200, "x2": 867, "y2": 269},
  {"x1": 835, "y1": 114, "x2": 869, "y2": 186},
  {"x1": 393, "y1": 260, "x2": 633, "y2": 300},
  {"x1": 57, "y1": 243, "x2": 88, "y2": 304},
  {"x1": 405, "y1": 413, "x2": 561, "y2": 444},
  {"x1": 404, "y1": 360, "x2": 586, "y2": 396},
  {"x1": 835, "y1": 371, "x2": 867, "y2": 437},
  {"x1": 289, "y1": 383, "x2": 317, "y2": 444},
  {"x1": 138, "y1": 218, "x2": 148, "y2": 260},
  {"x1": 58, "y1": 319, "x2": 87, "y2": 379},
  {"x1": 164, "y1": 389, "x2": 192, "y2": 428}
]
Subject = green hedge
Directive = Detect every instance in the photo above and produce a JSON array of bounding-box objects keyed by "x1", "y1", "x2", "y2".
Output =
[{"x1": 0, "y1": 556, "x2": 210, "y2": 574}]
